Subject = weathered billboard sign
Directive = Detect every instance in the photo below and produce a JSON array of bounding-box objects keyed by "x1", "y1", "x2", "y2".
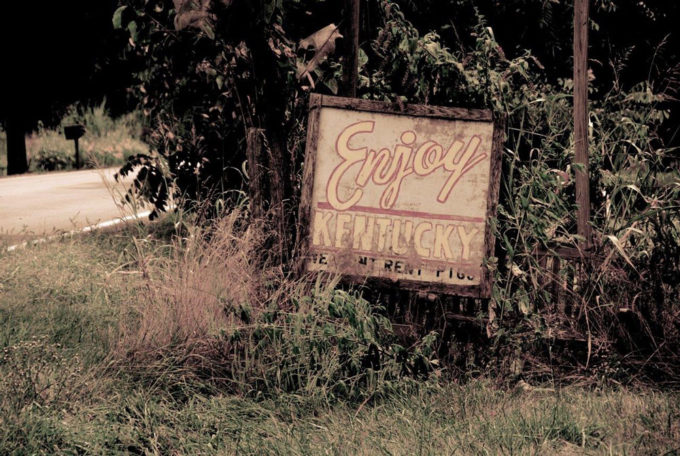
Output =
[{"x1": 299, "y1": 95, "x2": 504, "y2": 298}]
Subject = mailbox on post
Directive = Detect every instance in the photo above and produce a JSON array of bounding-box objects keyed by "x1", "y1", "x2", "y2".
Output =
[{"x1": 64, "y1": 124, "x2": 86, "y2": 169}]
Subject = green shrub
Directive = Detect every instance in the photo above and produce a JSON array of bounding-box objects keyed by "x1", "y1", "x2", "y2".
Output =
[{"x1": 33, "y1": 147, "x2": 74, "y2": 171}]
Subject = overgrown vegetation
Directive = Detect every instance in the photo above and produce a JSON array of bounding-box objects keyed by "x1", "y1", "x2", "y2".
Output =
[
  {"x1": 2, "y1": 0, "x2": 679, "y2": 452},
  {"x1": 29, "y1": 102, "x2": 148, "y2": 172},
  {"x1": 2, "y1": 224, "x2": 679, "y2": 454},
  {"x1": 109, "y1": 0, "x2": 680, "y2": 384},
  {"x1": 365, "y1": 3, "x2": 680, "y2": 385}
]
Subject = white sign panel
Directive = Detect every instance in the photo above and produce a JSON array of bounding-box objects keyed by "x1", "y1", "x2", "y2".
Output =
[{"x1": 300, "y1": 95, "x2": 503, "y2": 297}]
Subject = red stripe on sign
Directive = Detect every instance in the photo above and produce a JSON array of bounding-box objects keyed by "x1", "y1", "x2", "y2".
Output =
[{"x1": 316, "y1": 202, "x2": 484, "y2": 224}]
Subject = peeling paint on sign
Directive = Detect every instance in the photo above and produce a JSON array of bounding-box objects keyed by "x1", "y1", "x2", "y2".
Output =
[{"x1": 299, "y1": 95, "x2": 504, "y2": 298}]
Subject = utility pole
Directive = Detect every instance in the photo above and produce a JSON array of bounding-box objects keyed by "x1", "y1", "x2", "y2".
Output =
[
  {"x1": 342, "y1": 0, "x2": 360, "y2": 97},
  {"x1": 574, "y1": 0, "x2": 591, "y2": 251}
]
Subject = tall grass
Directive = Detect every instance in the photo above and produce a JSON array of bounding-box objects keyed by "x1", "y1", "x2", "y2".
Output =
[
  {"x1": 114, "y1": 209, "x2": 438, "y2": 403},
  {"x1": 1, "y1": 227, "x2": 679, "y2": 454}
]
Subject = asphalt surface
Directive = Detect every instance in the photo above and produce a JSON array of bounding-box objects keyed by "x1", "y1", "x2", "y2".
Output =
[{"x1": 0, "y1": 168, "x2": 144, "y2": 243}]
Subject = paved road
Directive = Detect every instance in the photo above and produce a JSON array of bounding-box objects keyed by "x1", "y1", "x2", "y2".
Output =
[{"x1": 0, "y1": 168, "x2": 145, "y2": 242}]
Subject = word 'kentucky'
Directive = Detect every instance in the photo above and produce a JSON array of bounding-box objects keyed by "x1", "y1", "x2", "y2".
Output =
[
  {"x1": 327, "y1": 121, "x2": 488, "y2": 211},
  {"x1": 312, "y1": 210, "x2": 480, "y2": 262}
]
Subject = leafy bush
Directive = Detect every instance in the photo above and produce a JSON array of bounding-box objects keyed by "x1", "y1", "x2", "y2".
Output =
[{"x1": 32, "y1": 147, "x2": 75, "y2": 171}]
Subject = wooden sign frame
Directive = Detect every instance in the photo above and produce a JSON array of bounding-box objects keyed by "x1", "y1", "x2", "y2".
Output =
[{"x1": 298, "y1": 94, "x2": 505, "y2": 298}]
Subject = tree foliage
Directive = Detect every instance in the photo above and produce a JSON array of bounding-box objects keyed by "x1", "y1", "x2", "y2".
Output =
[{"x1": 114, "y1": 0, "x2": 346, "y2": 216}]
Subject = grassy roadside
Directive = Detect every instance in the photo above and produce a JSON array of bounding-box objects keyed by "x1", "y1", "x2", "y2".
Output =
[{"x1": 1, "y1": 228, "x2": 679, "y2": 455}]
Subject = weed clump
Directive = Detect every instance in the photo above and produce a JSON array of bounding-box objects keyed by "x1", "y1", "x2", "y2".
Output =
[
  {"x1": 0, "y1": 337, "x2": 84, "y2": 415},
  {"x1": 115, "y1": 210, "x2": 437, "y2": 403}
]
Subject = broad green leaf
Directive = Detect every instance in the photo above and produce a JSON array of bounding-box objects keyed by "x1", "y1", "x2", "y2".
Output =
[
  {"x1": 264, "y1": 0, "x2": 276, "y2": 23},
  {"x1": 127, "y1": 21, "x2": 138, "y2": 42},
  {"x1": 113, "y1": 5, "x2": 127, "y2": 29},
  {"x1": 201, "y1": 23, "x2": 215, "y2": 40},
  {"x1": 297, "y1": 24, "x2": 342, "y2": 82},
  {"x1": 358, "y1": 48, "x2": 368, "y2": 69}
]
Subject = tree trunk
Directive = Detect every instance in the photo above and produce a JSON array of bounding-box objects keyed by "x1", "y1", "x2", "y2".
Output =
[
  {"x1": 6, "y1": 116, "x2": 28, "y2": 175},
  {"x1": 245, "y1": 12, "x2": 294, "y2": 266}
]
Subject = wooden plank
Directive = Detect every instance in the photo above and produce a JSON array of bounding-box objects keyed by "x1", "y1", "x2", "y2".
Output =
[
  {"x1": 444, "y1": 312, "x2": 489, "y2": 327},
  {"x1": 339, "y1": 273, "x2": 490, "y2": 299},
  {"x1": 341, "y1": 0, "x2": 360, "y2": 98},
  {"x1": 574, "y1": 0, "x2": 592, "y2": 249},
  {"x1": 481, "y1": 113, "x2": 506, "y2": 298},
  {"x1": 295, "y1": 93, "x2": 323, "y2": 275},
  {"x1": 318, "y1": 95, "x2": 493, "y2": 122}
]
